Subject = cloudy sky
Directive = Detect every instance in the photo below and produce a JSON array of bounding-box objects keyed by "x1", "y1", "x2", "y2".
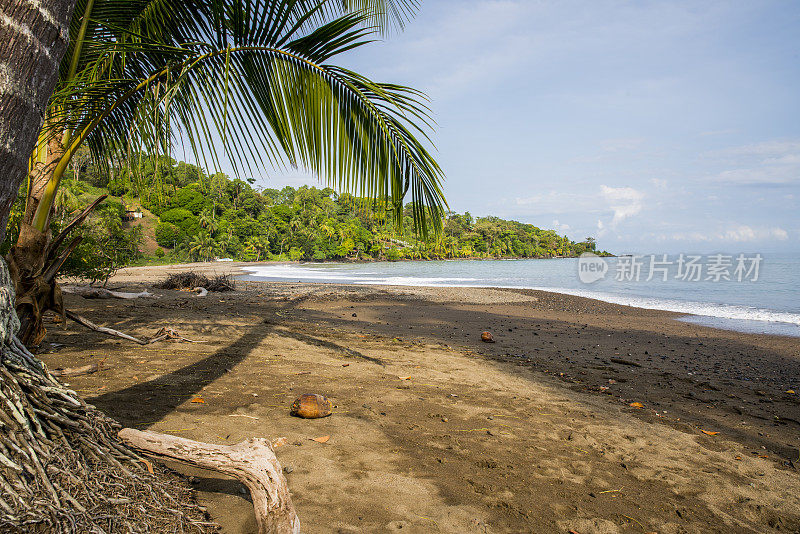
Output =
[{"x1": 251, "y1": 1, "x2": 800, "y2": 254}]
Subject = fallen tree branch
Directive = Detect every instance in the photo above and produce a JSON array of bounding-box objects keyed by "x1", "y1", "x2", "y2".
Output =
[
  {"x1": 64, "y1": 312, "x2": 202, "y2": 345},
  {"x1": 118, "y1": 429, "x2": 300, "y2": 534},
  {"x1": 65, "y1": 310, "x2": 147, "y2": 344},
  {"x1": 62, "y1": 286, "x2": 153, "y2": 299}
]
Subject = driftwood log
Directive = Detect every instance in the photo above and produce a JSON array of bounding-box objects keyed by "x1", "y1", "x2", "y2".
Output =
[
  {"x1": 65, "y1": 310, "x2": 148, "y2": 344},
  {"x1": 119, "y1": 429, "x2": 300, "y2": 534},
  {"x1": 61, "y1": 286, "x2": 153, "y2": 299}
]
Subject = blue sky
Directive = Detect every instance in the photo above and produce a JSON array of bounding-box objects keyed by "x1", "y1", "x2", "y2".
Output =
[{"x1": 236, "y1": 1, "x2": 800, "y2": 254}]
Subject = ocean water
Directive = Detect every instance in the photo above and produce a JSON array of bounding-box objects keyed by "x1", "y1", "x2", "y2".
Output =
[{"x1": 240, "y1": 254, "x2": 800, "y2": 337}]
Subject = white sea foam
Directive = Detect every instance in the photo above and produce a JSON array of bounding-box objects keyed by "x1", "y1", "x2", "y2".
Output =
[
  {"x1": 526, "y1": 287, "x2": 800, "y2": 326},
  {"x1": 240, "y1": 261, "x2": 800, "y2": 333}
]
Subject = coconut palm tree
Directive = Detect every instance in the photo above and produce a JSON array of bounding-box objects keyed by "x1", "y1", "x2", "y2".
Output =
[
  {"x1": 245, "y1": 234, "x2": 270, "y2": 261},
  {"x1": 188, "y1": 232, "x2": 218, "y2": 262},
  {"x1": 10, "y1": 0, "x2": 447, "y2": 344},
  {"x1": 198, "y1": 211, "x2": 219, "y2": 236}
]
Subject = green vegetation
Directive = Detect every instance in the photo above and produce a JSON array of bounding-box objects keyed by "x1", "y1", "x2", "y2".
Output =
[
  {"x1": 2, "y1": 178, "x2": 142, "y2": 284},
  {"x1": 10, "y1": 0, "x2": 445, "y2": 343},
  {"x1": 18, "y1": 155, "x2": 605, "y2": 271}
]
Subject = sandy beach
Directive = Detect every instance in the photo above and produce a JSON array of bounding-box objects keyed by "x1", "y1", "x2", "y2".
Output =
[{"x1": 42, "y1": 262, "x2": 800, "y2": 533}]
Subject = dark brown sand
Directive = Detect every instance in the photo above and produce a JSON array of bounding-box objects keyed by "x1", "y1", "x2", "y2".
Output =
[{"x1": 42, "y1": 263, "x2": 800, "y2": 533}]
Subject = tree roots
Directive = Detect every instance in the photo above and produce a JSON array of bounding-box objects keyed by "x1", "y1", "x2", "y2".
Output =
[{"x1": 0, "y1": 259, "x2": 212, "y2": 533}]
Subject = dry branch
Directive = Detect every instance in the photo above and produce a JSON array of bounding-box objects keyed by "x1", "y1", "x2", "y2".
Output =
[
  {"x1": 65, "y1": 310, "x2": 147, "y2": 344},
  {"x1": 61, "y1": 285, "x2": 153, "y2": 299},
  {"x1": 64, "y1": 312, "x2": 201, "y2": 345},
  {"x1": 119, "y1": 429, "x2": 300, "y2": 534}
]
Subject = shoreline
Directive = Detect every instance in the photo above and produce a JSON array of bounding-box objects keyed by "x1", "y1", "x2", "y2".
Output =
[
  {"x1": 113, "y1": 260, "x2": 800, "y2": 338},
  {"x1": 45, "y1": 268, "x2": 800, "y2": 532}
]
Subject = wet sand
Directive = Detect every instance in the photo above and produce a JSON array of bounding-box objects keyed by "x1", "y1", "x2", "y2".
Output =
[{"x1": 42, "y1": 264, "x2": 800, "y2": 533}]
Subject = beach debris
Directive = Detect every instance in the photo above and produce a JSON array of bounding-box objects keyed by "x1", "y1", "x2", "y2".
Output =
[
  {"x1": 191, "y1": 396, "x2": 205, "y2": 404},
  {"x1": 156, "y1": 272, "x2": 235, "y2": 292},
  {"x1": 194, "y1": 286, "x2": 208, "y2": 297},
  {"x1": 610, "y1": 357, "x2": 642, "y2": 367},
  {"x1": 481, "y1": 331, "x2": 495, "y2": 343},
  {"x1": 310, "y1": 435, "x2": 330, "y2": 443},
  {"x1": 787, "y1": 390, "x2": 796, "y2": 394},
  {"x1": 119, "y1": 428, "x2": 300, "y2": 533},
  {"x1": 50, "y1": 362, "x2": 100, "y2": 377},
  {"x1": 66, "y1": 311, "x2": 203, "y2": 345},
  {"x1": 62, "y1": 285, "x2": 154, "y2": 299},
  {"x1": 290, "y1": 394, "x2": 332, "y2": 419},
  {"x1": 399, "y1": 375, "x2": 412, "y2": 380},
  {"x1": 66, "y1": 310, "x2": 149, "y2": 344},
  {"x1": 272, "y1": 437, "x2": 288, "y2": 448},
  {"x1": 148, "y1": 327, "x2": 202, "y2": 344},
  {"x1": 701, "y1": 430, "x2": 719, "y2": 436},
  {"x1": 629, "y1": 402, "x2": 644, "y2": 408}
]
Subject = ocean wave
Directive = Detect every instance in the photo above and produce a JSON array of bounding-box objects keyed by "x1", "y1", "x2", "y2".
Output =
[
  {"x1": 527, "y1": 287, "x2": 800, "y2": 326},
  {"x1": 240, "y1": 263, "x2": 800, "y2": 328}
]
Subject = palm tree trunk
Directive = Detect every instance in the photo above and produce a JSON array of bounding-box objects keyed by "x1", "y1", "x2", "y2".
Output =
[
  {"x1": 0, "y1": 4, "x2": 212, "y2": 530},
  {"x1": 1, "y1": 0, "x2": 78, "y2": 346},
  {"x1": 23, "y1": 133, "x2": 65, "y2": 228},
  {"x1": 0, "y1": 0, "x2": 74, "y2": 237}
]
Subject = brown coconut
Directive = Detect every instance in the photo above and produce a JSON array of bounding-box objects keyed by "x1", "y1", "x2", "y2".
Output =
[{"x1": 290, "y1": 393, "x2": 332, "y2": 419}]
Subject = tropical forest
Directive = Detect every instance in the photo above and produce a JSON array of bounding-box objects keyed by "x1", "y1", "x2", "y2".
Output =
[{"x1": 3, "y1": 152, "x2": 604, "y2": 284}]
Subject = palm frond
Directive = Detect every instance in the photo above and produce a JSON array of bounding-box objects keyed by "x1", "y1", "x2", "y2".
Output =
[{"x1": 48, "y1": 0, "x2": 444, "y2": 234}]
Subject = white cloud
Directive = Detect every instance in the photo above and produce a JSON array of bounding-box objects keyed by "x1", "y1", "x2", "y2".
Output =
[
  {"x1": 723, "y1": 225, "x2": 757, "y2": 242},
  {"x1": 714, "y1": 140, "x2": 800, "y2": 157},
  {"x1": 552, "y1": 219, "x2": 570, "y2": 232},
  {"x1": 600, "y1": 185, "x2": 644, "y2": 227},
  {"x1": 708, "y1": 139, "x2": 800, "y2": 185},
  {"x1": 663, "y1": 225, "x2": 790, "y2": 243},
  {"x1": 714, "y1": 166, "x2": 800, "y2": 186},
  {"x1": 511, "y1": 190, "x2": 595, "y2": 212},
  {"x1": 770, "y1": 227, "x2": 789, "y2": 240}
]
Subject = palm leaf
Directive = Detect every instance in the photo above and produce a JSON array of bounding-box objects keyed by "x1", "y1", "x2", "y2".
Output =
[{"x1": 47, "y1": 0, "x2": 443, "y2": 234}]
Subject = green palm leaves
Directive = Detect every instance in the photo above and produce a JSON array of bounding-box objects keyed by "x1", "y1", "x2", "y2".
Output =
[{"x1": 47, "y1": 0, "x2": 445, "y2": 235}]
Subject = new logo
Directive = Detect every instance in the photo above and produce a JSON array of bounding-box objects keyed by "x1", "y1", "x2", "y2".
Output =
[{"x1": 578, "y1": 252, "x2": 608, "y2": 283}]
